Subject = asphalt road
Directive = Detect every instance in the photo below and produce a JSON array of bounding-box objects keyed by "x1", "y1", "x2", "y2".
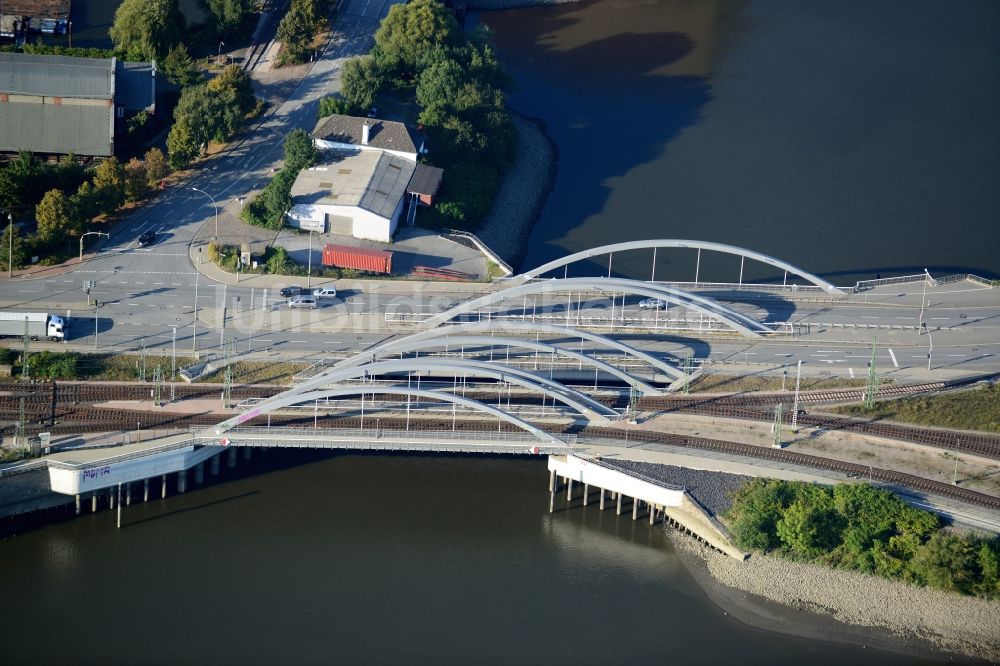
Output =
[{"x1": 0, "y1": 0, "x2": 998, "y2": 382}]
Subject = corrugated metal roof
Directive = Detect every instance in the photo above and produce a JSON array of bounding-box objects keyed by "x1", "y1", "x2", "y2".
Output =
[
  {"x1": 359, "y1": 153, "x2": 415, "y2": 218},
  {"x1": 290, "y1": 151, "x2": 416, "y2": 220},
  {"x1": 0, "y1": 52, "x2": 113, "y2": 98},
  {"x1": 0, "y1": 102, "x2": 112, "y2": 156}
]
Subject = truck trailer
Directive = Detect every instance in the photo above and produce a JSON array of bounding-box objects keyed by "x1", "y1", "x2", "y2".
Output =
[{"x1": 0, "y1": 312, "x2": 66, "y2": 341}]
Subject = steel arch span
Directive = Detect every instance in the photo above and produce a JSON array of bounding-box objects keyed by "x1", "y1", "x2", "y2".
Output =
[
  {"x1": 353, "y1": 334, "x2": 664, "y2": 395},
  {"x1": 238, "y1": 358, "x2": 619, "y2": 425},
  {"x1": 210, "y1": 387, "x2": 565, "y2": 445},
  {"x1": 353, "y1": 321, "x2": 688, "y2": 382},
  {"x1": 421, "y1": 277, "x2": 771, "y2": 337},
  {"x1": 512, "y1": 239, "x2": 843, "y2": 296}
]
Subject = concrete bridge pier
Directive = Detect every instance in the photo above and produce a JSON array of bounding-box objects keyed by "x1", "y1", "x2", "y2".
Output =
[
  {"x1": 125, "y1": 483, "x2": 132, "y2": 506},
  {"x1": 75, "y1": 494, "x2": 81, "y2": 515},
  {"x1": 211, "y1": 454, "x2": 221, "y2": 476},
  {"x1": 565, "y1": 478, "x2": 573, "y2": 504},
  {"x1": 616, "y1": 493, "x2": 623, "y2": 516},
  {"x1": 143, "y1": 478, "x2": 149, "y2": 503},
  {"x1": 161, "y1": 474, "x2": 167, "y2": 499},
  {"x1": 599, "y1": 488, "x2": 606, "y2": 511},
  {"x1": 109, "y1": 487, "x2": 115, "y2": 510},
  {"x1": 583, "y1": 483, "x2": 589, "y2": 506},
  {"x1": 649, "y1": 504, "x2": 657, "y2": 525},
  {"x1": 178, "y1": 470, "x2": 188, "y2": 493},
  {"x1": 91, "y1": 493, "x2": 97, "y2": 513},
  {"x1": 549, "y1": 470, "x2": 555, "y2": 492},
  {"x1": 227, "y1": 447, "x2": 237, "y2": 468},
  {"x1": 632, "y1": 498, "x2": 639, "y2": 521},
  {"x1": 194, "y1": 462, "x2": 205, "y2": 485}
]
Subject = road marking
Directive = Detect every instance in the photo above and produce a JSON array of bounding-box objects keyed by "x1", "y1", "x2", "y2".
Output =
[
  {"x1": 290, "y1": 340, "x2": 308, "y2": 343},
  {"x1": 948, "y1": 354, "x2": 966, "y2": 357},
  {"x1": 888, "y1": 348, "x2": 899, "y2": 368},
  {"x1": 153, "y1": 282, "x2": 164, "y2": 285},
  {"x1": 848, "y1": 367, "x2": 855, "y2": 378},
  {"x1": 930, "y1": 317, "x2": 949, "y2": 320},
  {"x1": 861, "y1": 316, "x2": 879, "y2": 319}
]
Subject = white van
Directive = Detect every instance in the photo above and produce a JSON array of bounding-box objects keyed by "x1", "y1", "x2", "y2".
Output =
[
  {"x1": 313, "y1": 286, "x2": 337, "y2": 299},
  {"x1": 288, "y1": 296, "x2": 318, "y2": 309}
]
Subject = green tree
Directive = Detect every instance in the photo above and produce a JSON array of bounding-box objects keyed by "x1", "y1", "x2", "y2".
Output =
[
  {"x1": 167, "y1": 117, "x2": 201, "y2": 169},
  {"x1": 144, "y1": 148, "x2": 169, "y2": 185},
  {"x1": 776, "y1": 496, "x2": 841, "y2": 559},
  {"x1": 161, "y1": 44, "x2": 203, "y2": 87},
  {"x1": 71, "y1": 182, "x2": 102, "y2": 223},
  {"x1": 373, "y1": 0, "x2": 460, "y2": 77},
  {"x1": 318, "y1": 95, "x2": 355, "y2": 119},
  {"x1": 208, "y1": 64, "x2": 255, "y2": 115},
  {"x1": 416, "y1": 58, "x2": 464, "y2": 112},
  {"x1": 283, "y1": 128, "x2": 317, "y2": 171},
  {"x1": 0, "y1": 151, "x2": 44, "y2": 214},
  {"x1": 35, "y1": 189, "x2": 75, "y2": 242},
  {"x1": 266, "y1": 245, "x2": 294, "y2": 274},
  {"x1": 0, "y1": 223, "x2": 27, "y2": 272},
  {"x1": 725, "y1": 479, "x2": 798, "y2": 551},
  {"x1": 911, "y1": 533, "x2": 977, "y2": 593},
  {"x1": 27, "y1": 351, "x2": 78, "y2": 380},
  {"x1": 93, "y1": 157, "x2": 127, "y2": 212},
  {"x1": 124, "y1": 158, "x2": 149, "y2": 203},
  {"x1": 110, "y1": 0, "x2": 186, "y2": 61},
  {"x1": 341, "y1": 56, "x2": 382, "y2": 111},
  {"x1": 276, "y1": 0, "x2": 315, "y2": 65},
  {"x1": 975, "y1": 541, "x2": 1000, "y2": 598},
  {"x1": 204, "y1": 0, "x2": 252, "y2": 36}
]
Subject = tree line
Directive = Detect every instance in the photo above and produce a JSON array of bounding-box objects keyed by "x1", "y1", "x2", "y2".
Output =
[
  {"x1": 726, "y1": 478, "x2": 1000, "y2": 599},
  {"x1": 327, "y1": 0, "x2": 516, "y2": 230},
  {"x1": 0, "y1": 150, "x2": 168, "y2": 270},
  {"x1": 240, "y1": 129, "x2": 318, "y2": 229}
]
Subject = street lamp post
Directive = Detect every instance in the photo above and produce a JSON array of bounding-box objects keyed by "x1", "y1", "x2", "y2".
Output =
[
  {"x1": 79, "y1": 231, "x2": 110, "y2": 263},
  {"x1": 7, "y1": 213, "x2": 13, "y2": 278},
  {"x1": 218, "y1": 41, "x2": 226, "y2": 63},
  {"x1": 190, "y1": 187, "x2": 218, "y2": 241},
  {"x1": 924, "y1": 324, "x2": 933, "y2": 371},
  {"x1": 307, "y1": 230, "x2": 313, "y2": 287}
]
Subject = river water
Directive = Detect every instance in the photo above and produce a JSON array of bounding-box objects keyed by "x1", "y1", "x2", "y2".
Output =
[
  {"x1": 481, "y1": 0, "x2": 1000, "y2": 282},
  {"x1": 2, "y1": 452, "x2": 941, "y2": 664}
]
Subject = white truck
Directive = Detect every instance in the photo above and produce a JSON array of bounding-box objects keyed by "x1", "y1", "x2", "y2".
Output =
[{"x1": 0, "y1": 312, "x2": 66, "y2": 341}]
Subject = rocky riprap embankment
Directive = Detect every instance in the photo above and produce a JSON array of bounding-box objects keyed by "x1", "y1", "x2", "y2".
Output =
[
  {"x1": 671, "y1": 535, "x2": 1000, "y2": 662},
  {"x1": 476, "y1": 113, "x2": 556, "y2": 269},
  {"x1": 600, "y1": 460, "x2": 749, "y2": 517}
]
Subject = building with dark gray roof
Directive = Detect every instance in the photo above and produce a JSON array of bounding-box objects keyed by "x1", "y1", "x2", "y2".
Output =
[
  {"x1": 0, "y1": 52, "x2": 155, "y2": 159},
  {"x1": 312, "y1": 113, "x2": 425, "y2": 160}
]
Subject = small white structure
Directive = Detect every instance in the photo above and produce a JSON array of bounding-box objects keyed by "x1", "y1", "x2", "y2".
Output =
[{"x1": 286, "y1": 151, "x2": 416, "y2": 242}]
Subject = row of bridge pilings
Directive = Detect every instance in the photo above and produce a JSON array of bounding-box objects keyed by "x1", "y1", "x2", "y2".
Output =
[
  {"x1": 72, "y1": 447, "x2": 253, "y2": 520},
  {"x1": 548, "y1": 470, "x2": 665, "y2": 526}
]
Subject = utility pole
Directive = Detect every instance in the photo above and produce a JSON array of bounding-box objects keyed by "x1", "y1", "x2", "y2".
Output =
[
  {"x1": 153, "y1": 365, "x2": 163, "y2": 407},
  {"x1": 771, "y1": 403, "x2": 783, "y2": 448},
  {"x1": 791, "y1": 360, "x2": 802, "y2": 431},
  {"x1": 16, "y1": 397, "x2": 26, "y2": 448},
  {"x1": 170, "y1": 327, "x2": 177, "y2": 403},
  {"x1": 223, "y1": 338, "x2": 234, "y2": 408},
  {"x1": 953, "y1": 439, "x2": 960, "y2": 485},
  {"x1": 7, "y1": 212, "x2": 14, "y2": 278},
  {"x1": 682, "y1": 355, "x2": 694, "y2": 394},
  {"x1": 864, "y1": 336, "x2": 879, "y2": 410},
  {"x1": 138, "y1": 337, "x2": 147, "y2": 382},
  {"x1": 192, "y1": 268, "x2": 200, "y2": 356},
  {"x1": 22, "y1": 316, "x2": 30, "y2": 381},
  {"x1": 626, "y1": 385, "x2": 639, "y2": 423}
]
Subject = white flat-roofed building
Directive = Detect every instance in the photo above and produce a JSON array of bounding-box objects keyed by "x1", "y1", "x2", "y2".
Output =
[{"x1": 286, "y1": 150, "x2": 416, "y2": 243}]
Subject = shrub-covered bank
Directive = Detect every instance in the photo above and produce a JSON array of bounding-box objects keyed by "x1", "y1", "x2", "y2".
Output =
[{"x1": 725, "y1": 478, "x2": 1000, "y2": 600}]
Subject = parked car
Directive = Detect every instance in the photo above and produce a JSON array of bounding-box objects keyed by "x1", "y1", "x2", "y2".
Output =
[
  {"x1": 137, "y1": 231, "x2": 157, "y2": 247},
  {"x1": 280, "y1": 285, "x2": 304, "y2": 298},
  {"x1": 638, "y1": 298, "x2": 667, "y2": 310},
  {"x1": 313, "y1": 286, "x2": 337, "y2": 299},
  {"x1": 288, "y1": 296, "x2": 317, "y2": 309}
]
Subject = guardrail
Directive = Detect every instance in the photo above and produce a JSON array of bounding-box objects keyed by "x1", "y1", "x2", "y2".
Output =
[{"x1": 441, "y1": 230, "x2": 513, "y2": 277}]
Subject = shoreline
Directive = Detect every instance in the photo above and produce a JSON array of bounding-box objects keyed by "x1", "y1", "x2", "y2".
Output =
[
  {"x1": 667, "y1": 532, "x2": 1000, "y2": 663},
  {"x1": 476, "y1": 111, "x2": 558, "y2": 270}
]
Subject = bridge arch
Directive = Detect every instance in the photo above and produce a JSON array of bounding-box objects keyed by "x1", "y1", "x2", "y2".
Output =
[
  {"x1": 357, "y1": 334, "x2": 663, "y2": 395},
  {"x1": 512, "y1": 239, "x2": 843, "y2": 296},
  {"x1": 240, "y1": 358, "x2": 619, "y2": 425},
  {"x1": 422, "y1": 277, "x2": 771, "y2": 337},
  {"x1": 211, "y1": 387, "x2": 565, "y2": 445},
  {"x1": 355, "y1": 321, "x2": 688, "y2": 382}
]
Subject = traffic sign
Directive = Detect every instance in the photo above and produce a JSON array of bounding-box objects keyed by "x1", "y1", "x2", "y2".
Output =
[{"x1": 220, "y1": 437, "x2": 231, "y2": 447}]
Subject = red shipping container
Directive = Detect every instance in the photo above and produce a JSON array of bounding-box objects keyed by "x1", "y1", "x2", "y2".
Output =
[{"x1": 322, "y1": 244, "x2": 393, "y2": 274}]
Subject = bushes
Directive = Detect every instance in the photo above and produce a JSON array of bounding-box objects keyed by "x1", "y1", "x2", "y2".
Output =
[
  {"x1": 318, "y1": 95, "x2": 356, "y2": 119},
  {"x1": 241, "y1": 129, "x2": 317, "y2": 229},
  {"x1": 26, "y1": 351, "x2": 78, "y2": 380},
  {"x1": 725, "y1": 478, "x2": 1000, "y2": 599}
]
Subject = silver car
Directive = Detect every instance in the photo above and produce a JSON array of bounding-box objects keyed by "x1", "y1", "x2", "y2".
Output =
[
  {"x1": 638, "y1": 298, "x2": 667, "y2": 310},
  {"x1": 288, "y1": 296, "x2": 317, "y2": 309}
]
